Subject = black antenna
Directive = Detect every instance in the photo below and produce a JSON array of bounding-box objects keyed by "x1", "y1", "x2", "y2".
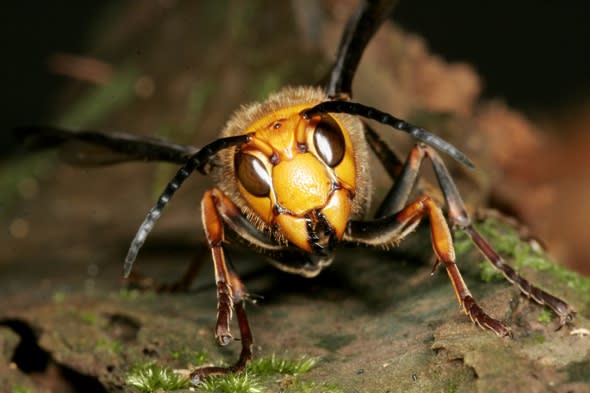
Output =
[
  {"x1": 302, "y1": 101, "x2": 474, "y2": 168},
  {"x1": 13, "y1": 126, "x2": 198, "y2": 164},
  {"x1": 325, "y1": 0, "x2": 396, "y2": 97},
  {"x1": 123, "y1": 134, "x2": 251, "y2": 277}
]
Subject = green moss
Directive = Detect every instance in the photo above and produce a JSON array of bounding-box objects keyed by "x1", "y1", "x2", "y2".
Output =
[
  {"x1": 478, "y1": 261, "x2": 502, "y2": 283},
  {"x1": 190, "y1": 351, "x2": 209, "y2": 366},
  {"x1": 199, "y1": 372, "x2": 263, "y2": 393},
  {"x1": 247, "y1": 354, "x2": 317, "y2": 376},
  {"x1": 453, "y1": 230, "x2": 475, "y2": 257},
  {"x1": 537, "y1": 307, "x2": 553, "y2": 324},
  {"x1": 126, "y1": 363, "x2": 189, "y2": 392},
  {"x1": 196, "y1": 354, "x2": 330, "y2": 393},
  {"x1": 456, "y1": 218, "x2": 590, "y2": 300},
  {"x1": 126, "y1": 354, "x2": 329, "y2": 392}
]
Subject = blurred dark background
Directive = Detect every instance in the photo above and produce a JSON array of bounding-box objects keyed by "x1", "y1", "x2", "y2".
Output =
[
  {"x1": 394, "y1": 0, "x2": 590, "y2": 115},
  {"x1": 1, "y1": 4, "x2": 588, "y2": 391},
  {"x1": 1, "y1": 0, "x2": 589, "y2": 275},
  {"x1": 2, "y1": 1, "x2": 589, "y2": 150},
  {"x1": 1, "y1": 3, "x2": 108, "y2": 155}
]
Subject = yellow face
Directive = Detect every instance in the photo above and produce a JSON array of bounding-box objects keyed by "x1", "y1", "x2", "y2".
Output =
[{"x1": 234, "y1": 103, "x2": 357, "y2": 252}]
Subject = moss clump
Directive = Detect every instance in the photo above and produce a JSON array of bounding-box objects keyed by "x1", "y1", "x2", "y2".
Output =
[
  {"x1": 455, "y1": 218, "x2": 590, "y2": 303},
  {"x1": 126, "y1": 363, "x2": 189, "y2": 392},
  {"x1": 196, "y1": 354, "x2": 330, "y2": 393},
  {"x1": 247, "y1": 354, "x2": 317, "y2": 376},
  {"x1": 537, "y1": 307, "x2": 553, "y2": 324},
  {"x1": 125, "y1": 354, "x2": 325, "y2": 392},
  {"x1": 199, "y1": 372, "x2": 263, "y2": 393}
]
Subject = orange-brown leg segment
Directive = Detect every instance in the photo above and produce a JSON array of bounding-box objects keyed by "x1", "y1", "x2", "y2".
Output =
[
  {"x1": 364, "y1": 140, "x2": 575, "y2": 326},
  {"x1": 464, "y1": 226, "x2": 575, "y2": 325},
  {"x1": 189, "y1": 189, "x2": 254, "y2": 380},
  {"x1": 347, "y1": 195, "x2": 511, "y2": 336},
  {"x1": 425, "y1": 146, "x2": 575, "y2": 324}
]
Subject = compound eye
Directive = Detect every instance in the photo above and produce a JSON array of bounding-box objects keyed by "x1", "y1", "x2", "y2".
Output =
[
  {"x1": 235, "y1": 152, "x2": 271, "y2": 197},
  {"x1": 313, "y1": 116, "x2": 345, "y2": 167}
]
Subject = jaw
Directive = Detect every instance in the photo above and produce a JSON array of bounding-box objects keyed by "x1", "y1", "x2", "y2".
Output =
[
  {"x1": 274, "y1": 188, "x2": 351, "y2": 251},
  {"x1": 266, "y1": 249, "x2": 335, "y2": 278},
  {"x1": 275, "y1": 208, "x2": 338, "y2": 252},
  {"x1": 267, "y1": 209, "x2": 338, "y2": 277}
]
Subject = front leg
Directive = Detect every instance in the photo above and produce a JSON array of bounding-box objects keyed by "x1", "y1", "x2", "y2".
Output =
[
  {"x1": 190, "y1": 187, "x2": 323, "y2": 379},
  {"x1": 424, "y1": 145, "x2": 575, "y2": 325},
  {"x1": 345, "y1": 195, "x2": 512, "y2": 337},
  {"x1": 365, "y1": 138, "x2": 575, "y2": 326},
  {"x1": 190, "y1": 189, "x2": 254, "y2": 379}
]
